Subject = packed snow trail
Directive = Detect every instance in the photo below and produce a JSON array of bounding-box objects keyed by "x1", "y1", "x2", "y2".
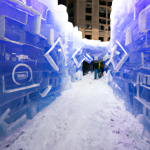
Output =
[{"x1": 4, "y1": 72, "x2": 150, "y2": 150}]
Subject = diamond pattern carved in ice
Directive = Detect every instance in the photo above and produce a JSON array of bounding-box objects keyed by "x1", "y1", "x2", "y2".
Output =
[{"x1": 44, "y1": 37, "x2": 67, "y2": 71}]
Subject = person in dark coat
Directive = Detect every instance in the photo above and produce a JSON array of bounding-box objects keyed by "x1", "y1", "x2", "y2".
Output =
[
  {"x1": 93, "y1": 60, "x2": 101, "y2": 79},
  {"x1": 100, "y1": 62, "x2": 104, "y2": 76}
]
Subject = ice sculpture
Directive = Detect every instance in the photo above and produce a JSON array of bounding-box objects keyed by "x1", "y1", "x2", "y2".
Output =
[
  {"x1": 0, "y1": 0, "x2": 68, "y2": 142},
  {"x1": 0, "y1": 0, "x2": 109, "y2": 144},
  {"x1": 109, "y1": 0, "x2": 150, "y2": 137}
]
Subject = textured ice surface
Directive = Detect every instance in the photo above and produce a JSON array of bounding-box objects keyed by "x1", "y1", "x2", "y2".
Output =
[
  {"x1": 109, "y1": 0, "x2": 150, "y2": 139},
  {"x1": 82, "y1": 39, "x2": 109, "y2": 60},
  {"x1": 2, "y1": 72, "x2": 150, "y2": 150},
  {"x1": 0, "y1": 0, "x2": 110, "y2": 141},
  {"x1": 111, "y1": 0, "x2": 140, "y2": 40}
]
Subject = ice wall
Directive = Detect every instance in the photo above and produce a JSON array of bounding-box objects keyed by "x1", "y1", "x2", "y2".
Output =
[
  {"x1": 0, "y1": 0, "x2": 109, "y2": 143},
  {"x1": 109, "y1": 0, "x2": 150, "y2": 136}
]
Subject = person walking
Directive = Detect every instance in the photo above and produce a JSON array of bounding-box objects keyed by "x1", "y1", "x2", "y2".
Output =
[
  {"x1": 93, "y1": 59, "x2": 102, "y2": 79},
  {"x1": 100, "y1": 62, "x2": 104, "y2": 76}
]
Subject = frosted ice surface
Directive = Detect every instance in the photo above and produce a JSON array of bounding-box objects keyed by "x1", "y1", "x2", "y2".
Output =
[
  {"x1": 74, "y1": 70, "x2": 83, "y2": 81},
  {"x1": 37, "y1": 0, "x2": 58, "y2": 12},
  {"x1": 109, "y1": 0, "x2": 150, "y2": 142},
  {"x1": 54, "y1": 5, "x2": 68, "y2": 33},
  {"x1": 82, "y1": 39, "x2": 109, "y2": 60},
  {"x1": 73, "y1": 27, "x2": 82, "y2": 49},
  {"x1": 111, "y1": 0, "x2": 140, "y2": 40}
]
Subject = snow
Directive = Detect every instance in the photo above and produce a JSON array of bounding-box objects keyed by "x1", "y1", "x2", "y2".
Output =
[
  {"x1": 3, "y1": 72, "x2": 150, "y2": 150},
  {"x1": 82, "y1": 39, "x2": 109, "y2": 60}
]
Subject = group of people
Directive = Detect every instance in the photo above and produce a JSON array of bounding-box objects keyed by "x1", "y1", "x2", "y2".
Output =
[{"x1": 82, "y1": 59, "x2": 108, "y2": 79}]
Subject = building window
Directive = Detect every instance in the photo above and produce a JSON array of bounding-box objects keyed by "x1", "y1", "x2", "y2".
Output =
[
  {"x1": 108, "y1": 8, "x2": 111, "y2": 19},
  {"x1": 69, "y1": 18, "x2": 74, "y2": 24},
  {"x1": 86, "y1": 25, "x2": 92, "y2": 29},
  {"x1": 99, "y1": 26, "x2": 104, "y2": 30},
  {"x1": 86, "y1": 0, "x2": 92, "y2": 2},
  {"x1": 108, "y1": 37, "x2": 110, "y2": 41},
  {"x1": 99, "y1": 37, "x2": 104, "y2": 41},
  {"x1": 85, "y1": 35, "x2": 92, "y2": 39},
  {"x1": 108, "y1": 20, "x2": 110, "y2": 25},
  {"x1": 99, "y1": 19, "x2": 106, "y2": 24},
  {"x1": 107, "y1": 2, "x2": 112, "y2": 7},
  {"x1": 68, "y1": 10, "x2": 74, "y2": 17},
  {"x1": 99, "y1": 0, "x2": 106, "y2": 6},
  {"x1": 99, "y1": 7, "x2": 106, "y2": 18},
  {"x1": 86, "y1": 15, "x2": 92, "y2": 21},
  {"x1": 86, "y1": 8, "x2": 92, "y2": 13},
  {"x1": 108, "y1": 26, "x2": 110, "y2": 31},
  {"x1": 86, "y1": 3, "x2": 92, "y2": 7},
  {"x1": 68, "y1": 2, "x2": 73, "y2": 9}
]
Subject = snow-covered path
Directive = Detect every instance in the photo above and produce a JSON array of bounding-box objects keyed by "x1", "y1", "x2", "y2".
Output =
[{"x1": 4, "y1": 73, "x2": 150, "y2": 150}]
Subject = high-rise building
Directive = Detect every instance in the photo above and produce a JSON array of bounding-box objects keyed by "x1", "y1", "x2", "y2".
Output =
[{"x1": 67, "y1": 0, "x2": 112, "y2": 41}]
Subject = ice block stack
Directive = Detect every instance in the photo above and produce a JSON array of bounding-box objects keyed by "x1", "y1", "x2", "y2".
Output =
[
  {"x1": 109, "y1": 0, "x2": 150, "y2": 133},
  {"x1": 0, "y1": 0, "x2": 109, "y2": 143},
  {"x1": 0, "y1": 0, "x2": 68, "y2": 141}
]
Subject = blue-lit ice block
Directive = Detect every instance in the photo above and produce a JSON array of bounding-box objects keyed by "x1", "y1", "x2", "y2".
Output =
[
  {"x1": 0, "y1": 15, "x2": 47, "y2": 49},
  {"x1": 0, "y1": 0, "x2": 62, "y2": 140},
  {"x1": 109, "y1": 0, "x2": 150, "y2": 134},
  {"x1": 0, "y1": 1, "x2": 28, "y2": 24}
]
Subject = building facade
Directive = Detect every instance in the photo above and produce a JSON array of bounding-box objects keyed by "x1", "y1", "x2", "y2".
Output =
[{"x1": 67, "y1": 0, "x2": 112, "y2": 41}]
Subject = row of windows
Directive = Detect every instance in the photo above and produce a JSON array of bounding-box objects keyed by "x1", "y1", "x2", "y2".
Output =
[
  {"x1": 99, "y1": 0, "x2": 112, "y2": 6},
  {"x1": 68, "y1": 2, "x2": 111, "y2": 19},
  {"x1": 85, "y1": 25, "x2": 110, "y2": 31},
  {"x1": 68, "y1": 1, "x2": 112, "y2": 14},
  {"x1": 99, "y1": 7, "x2": 111, "y2": 18},
  {"x1": 83, "y1": 1, "x2": 111, "y2": 41},
  {"x1": 86, "y1": 16, "x2": 110, "y2": 25},
  {"x1": 86, "y1": 0, "x2": 112, "y2": 7},
  {"x1": 86, "y1": 7, "x2": 111, "y2": 19},
  {"x1": 99, "y1": 26, "x2": 110, "y2": 31},
  {"x1": 85, "y1": 36, "x2": 110, "y2": 41}
]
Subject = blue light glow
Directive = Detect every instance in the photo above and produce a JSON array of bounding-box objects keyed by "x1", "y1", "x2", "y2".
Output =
[
  {"x1": 0, "y1": 0, "x2": 109, "y2": 140},
  {"x1": 109, "y1": 0, "x2": 150, "y2": 135}
]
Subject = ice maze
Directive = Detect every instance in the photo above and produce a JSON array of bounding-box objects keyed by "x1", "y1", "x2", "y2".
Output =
[
  {"x1": 1, "y1": 0, "x2": 150, "y2": 147},
  {"x1": 109, "y1": 0, "x2": 150, "y2": 139},
  {"x1": 0, "y1": 0, "x2": 109, "y2": 143}
]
